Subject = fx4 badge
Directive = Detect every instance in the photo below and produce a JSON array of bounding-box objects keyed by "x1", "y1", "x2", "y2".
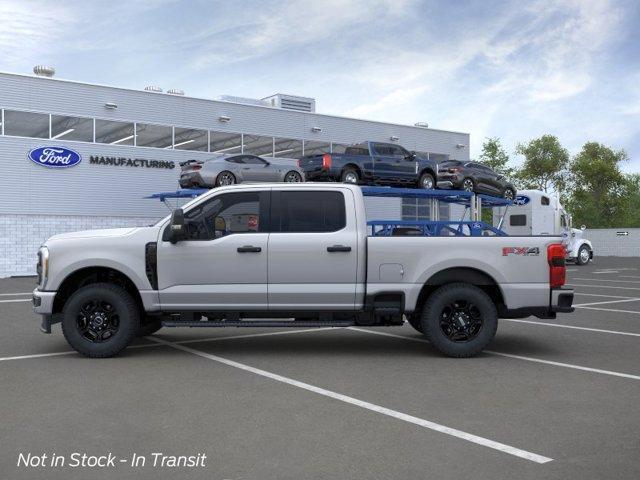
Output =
[{"x1": 502, "y1": 247, "x2": 540, "y2": 256}]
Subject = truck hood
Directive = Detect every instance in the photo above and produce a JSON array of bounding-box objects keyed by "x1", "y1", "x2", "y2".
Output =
[{"x1": 47, "y1": 227, "x2": 143, "y2": 242}]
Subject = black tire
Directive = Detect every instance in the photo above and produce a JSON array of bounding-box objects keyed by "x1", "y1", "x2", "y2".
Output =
[
  {"x1": 421, "y1": 283, "x2": 497, "y2": 357},
  {"x1": 61, "y1": 283, "x2": 140, "y2": 358},
  {"x1": 284, "y1": 171, "x2": 303, "y2": 183},
  {"x1": 137, "y1": 317, "x2": 163, "y2": 337},
  {"x1": 406, "y1": 315, "x2": 423, "y2": 333},
  {"x1": 419, "y1": 172, "x2": 435, "y2": 189},
  {"x1": 503, "y1": 187, "x2": 515, "y2": 200},
  {"x1": 461, "y1": 178, "x2": 475, "y2": 192},
  {"x1": 341, "y1": 167, "x2": 360, "y2": 184},
  {"x1": 215, "y1": 171, "x2": 236, "y2": 187},
  {"x1": 576, "y1": 245, "x2": 591, "y2": 266}
]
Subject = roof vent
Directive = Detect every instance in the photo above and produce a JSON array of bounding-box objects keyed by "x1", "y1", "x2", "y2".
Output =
[
  {"x1": 33, "y1": 65, "x2": 55, "y2": 77},
  {"x1": 144, "y1": 85, "x2": 163, "y2": 93},
  {"x1": 261, "y1": 94, "x2": 316, "y2": 113},
  {"x1": 414, "y1": 122, "x2": 429, "y2": 128},
  {"x1": 167, "y1": 88, "x2": 185, "y2": 96}
]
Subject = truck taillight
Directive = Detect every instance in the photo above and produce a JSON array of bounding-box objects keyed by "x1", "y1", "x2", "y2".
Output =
[
  {"x1": 547, "y1": 243, "x2": 566, "y2": 288},
  {"x1": 297, "y1": 159, "x2": 301, "y2": 167},
  {"x1": 322, "y1": 154, "x2": 332, "y2": 169}
]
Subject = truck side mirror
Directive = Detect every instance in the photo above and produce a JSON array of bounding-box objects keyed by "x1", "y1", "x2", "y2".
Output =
[
  {"x1": 169, "y1": 208, "x2": 185, "y2": 244},
  {"x1": 581, "y1": 225, "x2": 586, "y2": 230}
]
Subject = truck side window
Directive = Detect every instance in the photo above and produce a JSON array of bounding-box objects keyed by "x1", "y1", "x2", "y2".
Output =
[
  {"x1": 278, "y1": 191, "x2": 346, "y2": 233},
  {"x1": 510, "y1": 215, "x2": 527, "y2": 226},
  {"x1": 541, "y1": 196, "x2": 550, "y2": 205},
  {"x1": 183, "y1": 192, "x2": 261, "y2": 240}
]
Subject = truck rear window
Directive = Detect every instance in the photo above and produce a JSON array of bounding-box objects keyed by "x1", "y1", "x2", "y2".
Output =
[{"x1": 278, "y1": 191, "x2": 346, "y2": 233}]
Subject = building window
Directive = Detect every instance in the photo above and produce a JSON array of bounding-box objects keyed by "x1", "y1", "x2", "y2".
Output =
[
  {"x1": 303, "y1": 140, "x2": 330, "y2": 156},
  {"x1": 210, "y1": 131, "x2": 242, "y2": 154},
  {"x1": 331, "y1": 143, "x2": 350, "y2": 154},
  {"x1": 243, "y1": 134, "x2": 274, "y2": 156},
  {"x1": 50, "y1": 114, "x2": 93, "y2": 142},
  {"x1": 3, "y1": 110, "x2": 49, "y2": 138},
  {"x1": 95, "y1": 119, "x2": 135, "y2": 145},
  {"x1": 402, "y1": 198, "x2": 430, "y2": 221},
  {"x1": 273, "y1": 137, "x2": 303, "y2": 158},
  {"x1": 173, "y1": 127, "x2": 208, "y2": 151},
  {"x1": 136, "y1": 123, "x2": 173, "y2": 148}
]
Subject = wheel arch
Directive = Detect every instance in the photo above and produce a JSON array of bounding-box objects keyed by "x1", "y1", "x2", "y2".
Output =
[
  {"x1": 52, "y1": 266, "x2": 144, "y2": 316},
  {"x1": 413, "y1": 267, "x2": 504, "y2": 316},
  {"x1": 342, "y1": 163, "x2": 362, "y2": 177}
]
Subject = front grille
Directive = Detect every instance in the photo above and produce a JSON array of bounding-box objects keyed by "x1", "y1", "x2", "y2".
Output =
[{"x1": 36, "y1": 250, "x2": 42, "y2": 286}]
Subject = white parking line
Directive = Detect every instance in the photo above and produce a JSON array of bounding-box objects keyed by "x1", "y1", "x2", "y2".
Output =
[
  {"x1": 574, "y1": 306, "x2": 640, "y2": 315},
  {"x1": 347, "y1": 328, "x2": 640, "y2": 381},
  {"x1": 0, "y1": 328, "x2": 332, "y2": 362},
  {"x1": 568, "y1": 284, "x2": 640, "y2": 291},
  {"x1": 147, "y1": 335, "x2": 553, "y2": 464},
  {"x1": 574, "y1": 292, "x2": 638, "y2": 299},
  {"x1": 0, "y1": 292, "x2": 33, "y2": 296},
  {"x1": 574, "y1": 298, "x2": 640, "y2": 307},
  {"x1": 0, "y1": 298, "x2": 31, "y2": 303},
  {"x1": 620, "y1": 275, "x2": 640, "y2": 279},
  {"x1": 573, "y1": 278, "x2": 640, "y2": 284},
  {"x1": 593, "y1": 271, "x2": 619, "y2": 274},
  {"x1": 501, "y1": 319, "x2": 640, "y2": 337}
]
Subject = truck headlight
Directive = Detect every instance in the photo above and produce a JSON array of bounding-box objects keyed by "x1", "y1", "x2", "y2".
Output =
[{"x1": 37, "y1": 247, "x2": 49, "y2": 289}]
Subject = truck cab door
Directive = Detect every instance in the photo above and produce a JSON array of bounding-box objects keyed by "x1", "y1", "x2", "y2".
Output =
[
  {"x1": 156, "y1": 190, "x2": 270, "y2": 310},
  {"x1": 267, "y1": 189, "x2": 358, "y2": 310},
  {"x1": 371, "y1": 143, "x2": 415, "y2": 184}
]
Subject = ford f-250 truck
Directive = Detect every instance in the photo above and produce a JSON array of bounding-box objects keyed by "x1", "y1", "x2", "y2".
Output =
[
  {"x1": 33, "y1": 183, "x2": 574, "y2": 358},
  {"x1": 298, "y1": 141, "x2": 439, "y2": 189}
]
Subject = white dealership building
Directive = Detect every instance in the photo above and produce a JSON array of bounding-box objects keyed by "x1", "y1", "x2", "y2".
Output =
[{"x1": 0, "y1": 68, "x2": 470, "y2": 277}]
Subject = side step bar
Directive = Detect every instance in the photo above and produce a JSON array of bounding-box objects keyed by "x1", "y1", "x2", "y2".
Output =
[{"x1": 162, "y1": 320, "x2": 355, "y2": 328}]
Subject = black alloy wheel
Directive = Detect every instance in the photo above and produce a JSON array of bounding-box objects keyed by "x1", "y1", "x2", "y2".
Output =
[
  {"x1": 439, "y1": 300, "x2": 483, "y2": 342},
  {"x1": 77, "y1": 299, "x2": 120, "y2": 343},
  {"x1": 462, "y1": 178, "x2": 475, "y2": 192}
]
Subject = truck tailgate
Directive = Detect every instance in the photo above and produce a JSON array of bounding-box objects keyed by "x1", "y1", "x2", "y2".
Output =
[{"x1": 366, "y1": 236, "x2": 563, "y2": 312}]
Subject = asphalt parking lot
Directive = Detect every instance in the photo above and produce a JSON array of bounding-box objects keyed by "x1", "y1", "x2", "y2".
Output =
[{"x1": 1, "y1": 257, "x2": 640, "y2": 480}]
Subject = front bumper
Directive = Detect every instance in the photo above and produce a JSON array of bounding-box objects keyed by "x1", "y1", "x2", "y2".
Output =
[{"x1": 33, "y1": 288, "x2": 58, "y2": 333}]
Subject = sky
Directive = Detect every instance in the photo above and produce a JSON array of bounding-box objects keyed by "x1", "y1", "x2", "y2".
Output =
[{"x1": 1, "y1": 0, "x2": 638, "y2": 172}]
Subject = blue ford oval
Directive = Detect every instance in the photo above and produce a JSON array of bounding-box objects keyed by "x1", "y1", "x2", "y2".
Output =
[
  {"x1": 514, "y1": 195, "x2": 530, "y2": 206},
  {"x1": 28, "y1": 146, "x2": 82, "y2": 168}
]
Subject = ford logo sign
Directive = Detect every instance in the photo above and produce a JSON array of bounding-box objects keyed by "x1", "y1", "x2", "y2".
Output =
[
  {"x1": 28, "y1": 146, "x2": 82, "y2": 168},
  {"x1": 513, "y1": 195, "x2": 530, "y2": 206}
]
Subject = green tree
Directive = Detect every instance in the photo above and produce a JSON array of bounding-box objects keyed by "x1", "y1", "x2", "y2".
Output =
[
  {"x1": 479, "y1": 137, "x2": 514, "y2": 177},
  {"x1": 515, "y1": 135, "x2": 569, "y2": 192},
  {"x1": 565, "y1": 142, "x2": 628, "y2": 228}
]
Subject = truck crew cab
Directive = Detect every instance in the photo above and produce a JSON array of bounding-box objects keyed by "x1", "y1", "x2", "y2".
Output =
[{"x1": 33, "y1": 184, "x2": 574, "y2": 358}]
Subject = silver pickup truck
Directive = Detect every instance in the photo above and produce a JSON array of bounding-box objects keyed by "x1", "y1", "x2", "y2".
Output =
[{"x1": 33, "y1": 183, "x2": 574, "y2": 358}]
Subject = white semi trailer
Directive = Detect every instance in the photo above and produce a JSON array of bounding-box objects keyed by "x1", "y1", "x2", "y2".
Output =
[{"x1": 494, "y1": 189, "x2": 594, "y2": 265}]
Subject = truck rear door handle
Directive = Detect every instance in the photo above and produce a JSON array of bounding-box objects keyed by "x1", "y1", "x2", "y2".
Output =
[
  {"x1": 237, "y1": 246, "x2": 261, "y2": 253},
  {"x1": 327, "y1": 245, "x2": 351, "y2": 252}
]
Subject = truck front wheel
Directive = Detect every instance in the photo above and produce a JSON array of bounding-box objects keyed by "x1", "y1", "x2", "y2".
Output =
[
  {"x1": 421, "y1": 283, "x2": 497, "y2": 357},
  {"x1": 576, "y1": 245, "x2": 591, "y2": 265},
  {"x1": 61, "y1": 283, "x2": 140, "y2": 358}
]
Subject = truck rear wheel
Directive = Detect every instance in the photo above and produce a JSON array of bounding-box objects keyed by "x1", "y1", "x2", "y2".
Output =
[
  {"x1": 341, "y1": 167, "x2": 360, "y2": 184},
  {"x1": 61, "y1": 283, "x2": 140, "y2": 358},
  {"x1": 421, "y1": 283, "x2": 497, "y2": 357}
]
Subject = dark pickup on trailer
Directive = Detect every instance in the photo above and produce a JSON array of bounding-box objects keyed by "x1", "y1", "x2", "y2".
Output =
[{"x1": 297, "y1": 141, "x2": 439, "y2": 189}]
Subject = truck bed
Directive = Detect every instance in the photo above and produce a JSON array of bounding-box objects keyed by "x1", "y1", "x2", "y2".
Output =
[{"x1": 365, "y1": 235, "x2": 560, "y2": 312}]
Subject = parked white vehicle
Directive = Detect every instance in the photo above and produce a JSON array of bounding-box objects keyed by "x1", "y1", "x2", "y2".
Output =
[
  {"x1": 494, "y1": 189, "x2": 593, "y2": 265},
  {"x1": 33, "y1": 184, "x2": 574, "y2": 358}
]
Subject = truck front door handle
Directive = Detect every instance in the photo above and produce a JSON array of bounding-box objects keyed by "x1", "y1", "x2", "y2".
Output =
[
  {"x1": 237, "y1": 246, "x2": 262, "y2": 253},
  {"x1": 327, "y1": 245, "x2": 351, "y2": 252}
]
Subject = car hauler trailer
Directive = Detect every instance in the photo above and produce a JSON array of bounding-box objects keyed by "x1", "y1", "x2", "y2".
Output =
[{"x1": 493, "y1": 189, "x2": 593, "y2": 265}]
